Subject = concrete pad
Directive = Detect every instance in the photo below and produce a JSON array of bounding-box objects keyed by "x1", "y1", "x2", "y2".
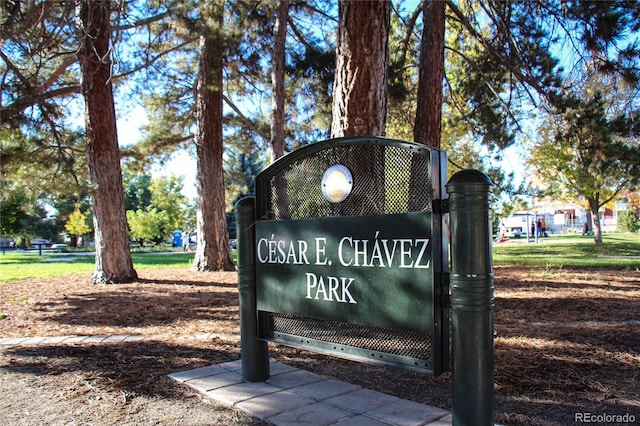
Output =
[
  {"x1": 292, "y1": 378, "x2": 361, "y2": 401},
  {"x1": 20, "y1": 337, "x2": 49, "y2": 345},
  {"x1": 325, "y1": 387, "x2": 399, "y2": 414},
  {"x1": 267, "y1": 401, "x2": 354, "y2": 425},
  {"x1": 59, "y1": 336, "x2": 90, "y2": 344},
  {"x1": 102, "y1": 335, "x2": 130, "y2": 343},
  {"x1": 218, "y1": 359, "x2": 243, "y2": 371},
  {"x1": 330, "y1": 414, "x2": 392, "y2": 425},
  {"x1": 122, "y1": 335, "x2": 147, "y2": 342},
  {"x1": 235, "y1": 389, "x2": 315, "y2": 419},
  {"x1": 269, "y1": 361, "x2": 298, "y2": 376},
  {"x1": 217, "y1": 359, "x2": 297, "y2": 377},
  {"x1": 0, "y1": 337, "x2": 30, "y2": 345},
  {"x1": 205, "y1": 380, "x2": 280, "y2": 405},
  {"x1": 82, "y1": 335, "x2": 109, "y2": 343},
  {"x1": 267, "y1": 369, "x2": 325, "y2": 389},
  {"x1": 169, "y1": 360, "x2": 453, "y2": 426},
  {"x1": 427, "y1": 414, "x2": 453, "y2": 425},
  {"x1": 39, "y1": 336, "x2": 73, "y2": 344},
  {"x1": 367, "y1": 399, "x2": 450, "y2": 426},
  {"x1": 184, "y1": 371, "x2": 243, "y2": 393},
  {"x1": 168, "y1": 364, "x2": 228, "y2": 382}
]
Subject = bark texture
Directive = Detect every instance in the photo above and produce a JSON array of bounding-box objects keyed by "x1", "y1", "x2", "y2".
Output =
[
  {"x1": 330, "y1": 0, "x2": 390, "y2": 138},
  {"x1": 192, "y1": 28, "x2": 235, "y2": 272},
  {"x1": 270, "y1": 0, "x2": 291, "y2": 219},
  {"x1": 414, "y1": 0, "x2": 445, "y2": 149},
  {"x1": 329, "y1": 0, "x2": 391, "y2": 214},
  {"x1": 270, "y1": 0, "x2": 288, "y2": 161},
  {"x1": 78, "y1": 0, "x2": 137, "y2": 284}
]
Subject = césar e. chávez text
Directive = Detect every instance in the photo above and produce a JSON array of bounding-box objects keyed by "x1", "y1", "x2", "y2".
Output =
[{"x1": 256, "y1": 231, "x2": 430, "y2": 305}]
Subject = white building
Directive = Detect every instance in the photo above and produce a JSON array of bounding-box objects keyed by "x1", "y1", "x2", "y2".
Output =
[{"x1": 500, "y1": 199, "x2": 629, "y2": 237}]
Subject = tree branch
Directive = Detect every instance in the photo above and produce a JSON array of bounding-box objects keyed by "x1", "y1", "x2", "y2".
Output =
[
  {"x1": 394, "y1": 0, "x2": 424, "y2": 72},
  {"x1": 38, "y1": 55, "x2": 78, "y2": 94},
  {"x1": 222, "y1": 95, "x2": 269, "y2": 143},
  {"x1": 1, "y1": 85, "x2": 81, "y2": 123},
  {"x1": 446, "y1": 0, "x2": 553, "y2": 103},
  {"x1": 112, "y1": 10, "x2": 172, "y2": 31},
  {"x1": 114, "y1": 39, "x2": 197, "y2": 80},
  {"x1": 445, "y1": 45, "x2": 526, "y2": 134}
]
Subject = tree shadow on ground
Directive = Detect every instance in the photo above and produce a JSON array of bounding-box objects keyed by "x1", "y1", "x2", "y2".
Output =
[
  {"x1": 32, "y1": 289, "x2": 240, "y2": 328},
  {"x1": 136, "y1": 278, "x2": 238, "y2": 288},
  {"x1": 496, "y1": 295, "x2": 640, "y2": 324},
  {"x1": 1, "y1": 341, "x2": 240, "y2": 400}
]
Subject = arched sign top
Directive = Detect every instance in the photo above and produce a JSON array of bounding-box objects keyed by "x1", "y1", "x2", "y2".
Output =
[
  {"x1": 256, "y1": 136, "x2": 434, "y2": 183},
  {"x1": 255, "y1": 136, "x2": 445, "y2": 221}
]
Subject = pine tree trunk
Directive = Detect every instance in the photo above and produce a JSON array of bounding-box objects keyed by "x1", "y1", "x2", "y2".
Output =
[
  {"x1": 330, "y1": 0, "x2": 390, "y2": 138},
  {"x1": 192, "y1": 29, "x2": 235, "y2": 272},
  {"x1": 270, "y1": 0, "x2": 288, "y2": 161},
  {"x1": 78, "y1": 0, "x2": 137, "y2": 284},
  {"x1": 330, "y1": 1, "x2": 390, "y2": 214},
  {"x1": 270, "y1": 0, "x2": 291, "y2": 219},
  {"x1": 414, "y1": 0, "x2": 445, "y2": 149},
  {"x1": 409, "y1": 0, "x2": 446, "y2": 211}
]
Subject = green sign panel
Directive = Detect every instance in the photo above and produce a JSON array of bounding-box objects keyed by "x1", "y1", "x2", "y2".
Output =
[{"x1": 256, "y1": 212, "x2": 434, "y2": 334}]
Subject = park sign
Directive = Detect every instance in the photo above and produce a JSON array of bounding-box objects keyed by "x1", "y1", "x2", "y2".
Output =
[
  {"x1": 238, "y1": 136, "x2": 450, "y2": 375},
  {"x1": 236, "y1": 136, "x2": 496, "y2": 424}
]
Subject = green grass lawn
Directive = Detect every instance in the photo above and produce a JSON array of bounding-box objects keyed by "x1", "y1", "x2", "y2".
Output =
[
  {"x1": 0, "y1": 251, "x2": 201, "y2": 281},
  {"x1": 492, "y1": 232, "x2": 640, "y2": 270},
  {"x1": 1, "y1": 233, "x2": 637, "y2": 281}
]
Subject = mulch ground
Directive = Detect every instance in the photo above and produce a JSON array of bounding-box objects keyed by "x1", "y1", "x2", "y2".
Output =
[{"x1": 1, "y1": 265, "x2": 639, "y2": 425}]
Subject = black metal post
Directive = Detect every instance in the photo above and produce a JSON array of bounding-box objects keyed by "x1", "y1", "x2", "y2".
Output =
[
  {"x1": 446, "y1": 169, "x2": 494, "y2": 426},
  {"x1": 235, "y1": 197, "x2": 270, "y2": 382}
]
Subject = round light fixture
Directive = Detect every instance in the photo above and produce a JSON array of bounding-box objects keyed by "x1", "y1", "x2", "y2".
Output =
[{"x1": 321, "y1": 165, "x2": 353, "y2": 203}]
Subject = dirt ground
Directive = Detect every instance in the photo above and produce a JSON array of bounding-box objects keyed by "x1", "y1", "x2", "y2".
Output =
[{"x1": 0, "y1": 265, "x2": 638, "y2": 425}]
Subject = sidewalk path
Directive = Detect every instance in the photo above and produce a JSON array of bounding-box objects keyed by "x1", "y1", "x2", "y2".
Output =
[
  {"x1": 170, "y1": 360, "x2": 453, "y2": 425},
  {"x1": 0, "y1": 334, "x2": 149, "y2": 346}
]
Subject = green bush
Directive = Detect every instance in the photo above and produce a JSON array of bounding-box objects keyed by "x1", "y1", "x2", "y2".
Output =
[{"x1": 618, "y1": 209, "x2": 639, "y2": 233}]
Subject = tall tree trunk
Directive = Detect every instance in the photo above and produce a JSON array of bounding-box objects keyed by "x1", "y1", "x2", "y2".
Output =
[
  {"x1": 78, "y1": 0, "x2": 137, "y2": 284},
  {"x1": 588, "y1": 197, "x2": 604, "y2": 245},
  {"x1": 409, "y1": 0, "x2": 446, "y2": 212},
  {"x1": 192, "y1": 23, "x2": 234, "y2": 272},
  {"x1": 414, "y1": 0, "x2": 445, "y2": 149},
  {"x1": 331, "y1": 0, "x2": 390, "y2": 138},
  {"x1": 270, "y1": 0, "x2": 288, "y2": 162},
  {"x1": 270, "y1": 0, "x2": 291, "y2": 219},
  {"x1": 330, "y1": 0, "x2": 390, "y2": 214}
]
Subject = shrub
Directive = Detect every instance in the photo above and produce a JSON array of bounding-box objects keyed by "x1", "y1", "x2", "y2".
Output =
[{"x1": 618, "y1": 209, "x2": 639, "y2": 233}]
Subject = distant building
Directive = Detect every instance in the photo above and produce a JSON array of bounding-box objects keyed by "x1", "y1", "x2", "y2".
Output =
[
  {"x1": 499, "y1": 213, "x2": 531, "y2": 238},
  {"x1": 500, "y1": 198, "x2": 631, "y2": 236}
]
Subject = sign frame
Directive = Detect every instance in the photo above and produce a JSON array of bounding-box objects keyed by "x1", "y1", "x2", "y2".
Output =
[{"x1": 252, "y1": 136, "x2": 449, "y2": 375}]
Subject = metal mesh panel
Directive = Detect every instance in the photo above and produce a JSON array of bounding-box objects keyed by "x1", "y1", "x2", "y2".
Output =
[
  {"x1": 270, "y1": 313, "x2": 431, "y2": 360},
  {"x1": 264, "y1": 143, "x2": 431, "y2": 220}
]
